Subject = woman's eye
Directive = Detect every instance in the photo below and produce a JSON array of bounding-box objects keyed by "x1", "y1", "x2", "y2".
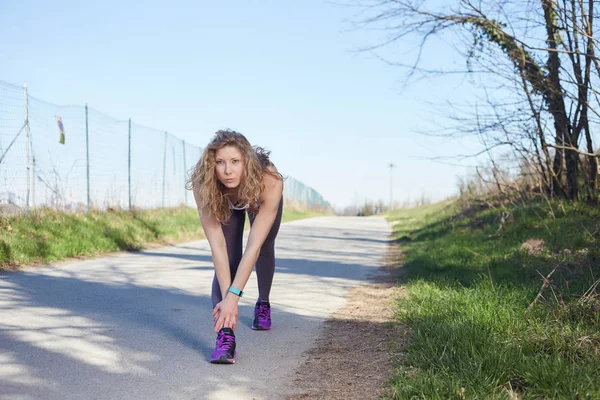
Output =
[
  {"x1": 216, "y1": 160, "x2": 224, "y2": 165},
  {"x1": 232, "y1": 160, "x2": 239, "y2": 164}
]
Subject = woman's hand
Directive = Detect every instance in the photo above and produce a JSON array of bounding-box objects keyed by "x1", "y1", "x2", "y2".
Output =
[{"x1": 212, "y1": 294, "x2": 239, "y2": 332}]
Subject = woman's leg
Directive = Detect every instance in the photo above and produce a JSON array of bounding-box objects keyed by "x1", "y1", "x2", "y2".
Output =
[
  {"x1": 211, "y1": 209, "x2": 245, "y2": 308},
  {"x1": 248, "y1": 197, "x2": 283, "y2": 301}
]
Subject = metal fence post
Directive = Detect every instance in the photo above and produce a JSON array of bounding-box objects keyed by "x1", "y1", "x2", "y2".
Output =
[
  {"x1": 32, "y1": 154, "x2": 36, "y2": 210},
  {"x1": 85, "y1": 104, "x2": 90, "y2": 210},
  {"x1": 162, "y1": 131, "x2": 167, "y2": 208},
  {"x1": 24, "y1": 84, "x2": 30, "y2": 215},
  {"x1": 30, "y1": 109, "x2": 36, "y2": 210},
  {"x1": 182, "y1": 139, "x2": 187, "y2": 205},
  {"x1": 128, "y1": 118, "x2": 132, "y2": 210}
]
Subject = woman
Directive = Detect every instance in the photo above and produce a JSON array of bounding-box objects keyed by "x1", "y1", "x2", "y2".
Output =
[{"x1": 186, "y1": 129, "x2": 284, "y2": 364}]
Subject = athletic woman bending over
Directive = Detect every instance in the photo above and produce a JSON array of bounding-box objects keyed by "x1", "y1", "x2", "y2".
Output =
[{"x1": 187, "y1": 129, "x2": 283, "y2": 364}]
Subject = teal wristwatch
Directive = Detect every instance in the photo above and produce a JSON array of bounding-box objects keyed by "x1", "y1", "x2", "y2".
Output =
[{"x1": 228, "y1": 286, "x2": 244, "y2": 297}]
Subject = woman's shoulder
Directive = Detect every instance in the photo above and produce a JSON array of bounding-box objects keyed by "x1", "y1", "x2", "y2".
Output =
[{"x1": 260, "y1": 165, "x2": 283, "y2": 198}]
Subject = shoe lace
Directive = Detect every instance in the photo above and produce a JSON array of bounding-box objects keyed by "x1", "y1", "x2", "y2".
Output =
[
  {"x1": 217, "y1": 332, "x2": 235, "y2": 349},
  {"x1": 256, "y1": 303, "x2": 270, "y2": 319}
]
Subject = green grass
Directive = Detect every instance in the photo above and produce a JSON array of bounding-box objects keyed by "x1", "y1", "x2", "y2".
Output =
[
  {"x1": 386, "y1": 198, "x2": 600, "y2": 399},
  {"x1": 0, "y1": 205, "x2": 330, "y2": 269}
]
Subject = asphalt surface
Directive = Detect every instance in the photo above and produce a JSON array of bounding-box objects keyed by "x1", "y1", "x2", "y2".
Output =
[{"x1": 0, "y1": 216, "x2": 391, "y2": 400}]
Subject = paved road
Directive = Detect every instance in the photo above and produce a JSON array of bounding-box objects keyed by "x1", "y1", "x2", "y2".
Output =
[{"x1": 0, "y1": 216, "x2": 390, "y2": 400}]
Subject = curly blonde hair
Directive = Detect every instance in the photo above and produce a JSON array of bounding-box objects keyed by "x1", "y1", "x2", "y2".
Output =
[{"x1": 186, "y1": 130, "x2": 281, "y2": 223}]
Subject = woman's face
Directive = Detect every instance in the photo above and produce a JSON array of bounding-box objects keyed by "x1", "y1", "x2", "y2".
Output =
[{"x1": 215, "y1": 145, "x2": 244, "y2": 189}]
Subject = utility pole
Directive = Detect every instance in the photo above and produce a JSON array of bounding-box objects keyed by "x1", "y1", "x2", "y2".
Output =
[
  {"x1": 388, "y1": 163, "x2": 395, "y2": 210},
  {"x1": 24, "y1": 84, "x2": 30, "y2": 215}
]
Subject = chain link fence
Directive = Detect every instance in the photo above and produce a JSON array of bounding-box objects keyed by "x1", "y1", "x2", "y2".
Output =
[{"x1": 0, "y1": 80, "x2": 330, "y2": 213}]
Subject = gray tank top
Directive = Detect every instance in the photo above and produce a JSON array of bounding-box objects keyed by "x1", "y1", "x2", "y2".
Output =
[
  {"x1": 227, "y1": 198, "x2": 250, "y2": 211},
  {"x1": 227, "y1": 198, "x2": 262, "y2": 211}
]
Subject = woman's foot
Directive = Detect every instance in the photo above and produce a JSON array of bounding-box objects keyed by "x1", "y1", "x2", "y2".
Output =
[
  {"x1": 251, "y1": 299, "x2": 272, "y2": 330},
  {"x1": 210, "y1": 327, "x2": 236, "y2": 364}
]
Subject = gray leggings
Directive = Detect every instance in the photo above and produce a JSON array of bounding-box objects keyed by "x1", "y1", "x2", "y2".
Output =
[{"x1": 211, "y1": 198, "x2": 283, "y2": 307}]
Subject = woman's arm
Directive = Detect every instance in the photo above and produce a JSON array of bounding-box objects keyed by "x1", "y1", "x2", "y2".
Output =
[
  {"x1": 214, "y1": 172, "x2": 283, "y2": 331},
  {"x1": 194, "y1": 190, "x2": 231, "y2": 300},
  {"x1": 232, "y1": 172, "x2": 283, "y2": 293}
]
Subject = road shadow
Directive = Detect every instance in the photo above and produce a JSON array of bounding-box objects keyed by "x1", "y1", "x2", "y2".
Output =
[{"x1": 0, "y1": 216, "x2": 392, "y2": 399}]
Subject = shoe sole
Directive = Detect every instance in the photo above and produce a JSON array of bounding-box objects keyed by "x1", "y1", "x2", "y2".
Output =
[
  {"x1": 251, "y1": 325, "x2": 271, "y2": 331},
  {"x1": 210, "y1": 355, "x2": 236, "y2": 364}
]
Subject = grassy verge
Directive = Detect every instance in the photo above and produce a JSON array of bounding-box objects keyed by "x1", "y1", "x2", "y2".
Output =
[
  {"x1": 386, "y1": 198, "x2": 600, "y2": 399},
  {"x1": 1, "y1": 205, "x2": 330, "y2": 269}
]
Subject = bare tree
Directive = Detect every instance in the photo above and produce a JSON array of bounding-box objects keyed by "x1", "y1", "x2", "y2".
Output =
[{"x1": 356, "y1": 0, "x2": 599, "y2": 201}]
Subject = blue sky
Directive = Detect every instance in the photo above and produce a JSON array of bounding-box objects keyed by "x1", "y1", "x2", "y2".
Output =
[{"x1": 1, "y1": 0, "x2": 482, "y2": 209}]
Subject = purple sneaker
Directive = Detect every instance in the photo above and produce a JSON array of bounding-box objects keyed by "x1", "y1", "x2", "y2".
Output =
[
  {"x1": 251, "y1": 299, "x2": 271, "y2": 330},
  {"x1": 210, "y1": 327, "x2": 236, "y2": 364}
]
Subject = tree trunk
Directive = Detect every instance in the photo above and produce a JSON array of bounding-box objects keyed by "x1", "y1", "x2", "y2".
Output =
[
  {"x1": 583, "y1": 120, "x2": 598, "y2": 202},
  {"x1": 542, "y1": 0, "x2": 574, "y2": 198},
  {"x1": 583, "y1": 0, "x2": 597, "y2": 202}
]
